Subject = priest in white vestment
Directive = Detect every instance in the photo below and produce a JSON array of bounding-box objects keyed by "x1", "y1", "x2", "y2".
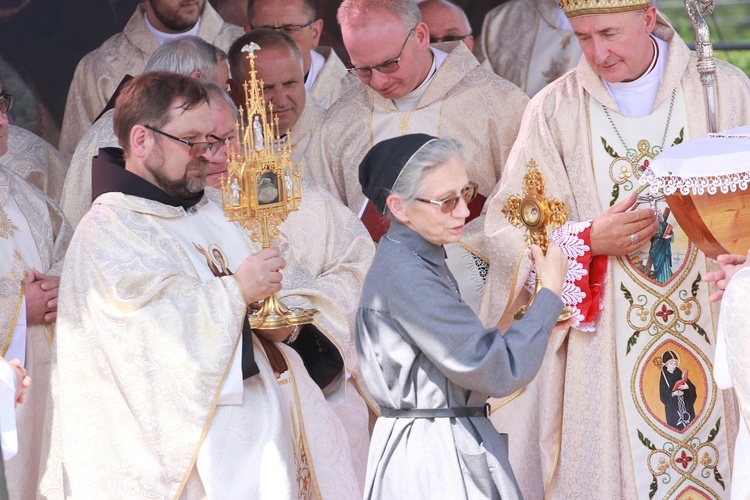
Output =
[
  {"x1": 60, "y1": 36, "x2": 231, "y2": 228},
  {"x1": 58, "y1": 0, "x2": 242, "y2": 160},
  {"x1": 476, "y1": 0, "x2": 582, "y2": 97},
  {"x1": 228, "y1": 30, "x2": 375, "y2": 488},
  {"x1": 41, "y1": 72, "x2": 360, "y2": 498},
  {"x1": 418, "y1": 0, "x2": 475, "y2": 51},
  {"x1": 245, "y1": 0, "x2": 359, "y2": 109},
  {"x1": 481, "y1": 1, "x2": 750, "y2": 498},
  {"x1": 306, "y1": 0, "x2": 529, "y2": 313},
  {"x1": 0, "y1": 91, "x2": 72, "y2": 500}
]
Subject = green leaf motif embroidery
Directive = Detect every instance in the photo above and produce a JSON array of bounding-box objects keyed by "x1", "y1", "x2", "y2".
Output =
[
  {"x1": 601, "y1": 136, "x2": 619, "y2": 158},
  {"x1": 620, "y1": 282, "x2": 634, "y2": 305},
  {"x1": 715, "y1": 468, "x2": 726, "y2": 490},
  {"x1": 626, "y1": 330, "x2": 641, "y2": 355},
  {"x1": 637, "y1": 429, "x2": 657, "y2": 450},
  {"x1": 610, "y1": 183, "x2": 620, "y2": 207},
  {"x1": 691, "y1": 323, "x2": 711, "y2": 345},
  {"x1": 707, "y1": 418, "x2": 721, "y2": 443},
  {"x1": 648, "y1": 475, "x2": 658, "y2": 499},
  {"x1": 671, "y1": 127, "x2": 685, "y2": 147},
  {"x1": 691, "y1": 272, "x2": 701, "y2": 298}
]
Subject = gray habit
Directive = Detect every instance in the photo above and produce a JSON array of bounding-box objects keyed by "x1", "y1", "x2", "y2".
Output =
[{"x1": 356, "y1": 221, "x2": 563, "y2": 500}]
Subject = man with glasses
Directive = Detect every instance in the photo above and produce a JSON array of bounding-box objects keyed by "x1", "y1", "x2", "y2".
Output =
[
  {"x1": 58, "y1": 0, "x2": 242, "y2": 161},
  {"x1": 0, "y1": 85, "x2": 72, "y2": 499},
  {"x1": 418, "y1": 0, "x2": 474, "y2": 52},
  {"x1": 42, "y1": 71, "x2": 362, "y2": 498},
  {"x1": 305, "y1": 0, "x2": 529, "y2": 314},
  {"x1": 476, "y1": 0, "x2": 582, "y2": 96},
  {"x1": 245, "y1": 0, "x2": 358, "y2": 109},
  {"x1": 60, "y1": 36, "x2": 231, "y2": 229}
]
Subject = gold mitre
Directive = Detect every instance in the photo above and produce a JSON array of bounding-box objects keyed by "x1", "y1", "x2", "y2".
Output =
[{"x1": 558, "y1": 0, "x2": 650, "y2": 18}]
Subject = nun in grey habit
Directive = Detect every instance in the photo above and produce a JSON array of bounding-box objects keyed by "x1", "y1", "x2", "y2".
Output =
[{"x1": 356, "y1": 134, "x2": 569, "y2": 499}]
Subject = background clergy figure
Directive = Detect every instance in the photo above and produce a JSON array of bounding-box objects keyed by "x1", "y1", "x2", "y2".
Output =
[
  {"x1": 305, "y1": 0, "x2": 529, "y2": 313},
  {"x1": 476, "y1": 0, "x2": 582, "y2": 97},
  {"x1": 42, "y1": 72, "x2": 359, "y2": 498},
  {"x1": 60, "y1": 36, "x2": 230, "y2": 229},
  {"x1": 418, "y1": 0, "x2": 475, "y2": 51},
  {"x1": 481, "y1": 0, "x2": 750, "y2": 498},
  {"x1": 58, "y1": 0, "x2": 242, "y2": 160},
  {"x1": 228, "y1": 29, "x2": 323, "y2": 168},
  {"x1": 245, "y1": 0, "x2": 359, "y2": 109},
  {"x1": 0, "y1": 87, "x2": 71, "y2": 500}
]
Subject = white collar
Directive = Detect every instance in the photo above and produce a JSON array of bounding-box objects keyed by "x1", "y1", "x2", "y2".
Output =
[
  {"x1": 305, "y1": 49, "x2": 325, "y2": 91},
  {"x1": 144, "y1": 12, "x2": 201, "y2": 46},
  {"x1": 393, "y1": 47, "x2": 447, "y2": 112},
  {"x1": 604, "y1": 36, "x2": 668, "y2": 117}
]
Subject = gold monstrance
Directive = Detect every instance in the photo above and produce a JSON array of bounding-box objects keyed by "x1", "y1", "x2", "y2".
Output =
[
  {"x1": 502, "y1": 159, "x2": 572, "y2": 320},
  {"x1": 221, "y1": 42, "x2": 318, "y2": 329}
]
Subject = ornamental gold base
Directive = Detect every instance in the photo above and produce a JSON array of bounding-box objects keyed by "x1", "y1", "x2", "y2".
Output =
[
  {"x1": 248, "y1": 293, "x2": 319, "y2": 329},
  {"x1": 513, "y1": 276, "x2": 573, "y2": 323}
]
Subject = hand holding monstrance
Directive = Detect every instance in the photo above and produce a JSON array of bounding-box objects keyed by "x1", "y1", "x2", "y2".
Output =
[
  {"x1": 502, "y1": 159, "x2": 573, "y2": 321},
  {"x1": 221, "y1": 42, "x2": 318, "y2": 329}
]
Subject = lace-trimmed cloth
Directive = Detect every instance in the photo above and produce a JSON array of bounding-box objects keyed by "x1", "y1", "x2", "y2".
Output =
[{"x1": 641, "y1": 125, "x2": 750, "y2": 195}]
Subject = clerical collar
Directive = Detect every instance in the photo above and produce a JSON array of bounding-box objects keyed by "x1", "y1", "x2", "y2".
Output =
[
  {"x1": 144, "y1": 12, "x2": 201, "y2": 46},
  {"x1": 92, "y1": 147, "x2": 203, "y2": 210},
  {"x1": 304, "y1": 49, "x2": 325, "y2": 92},
  {"x1": 393, "y1": 47, "x2": 447, "y2": 112},
  {"x1": 604, "y1": 35, "x2": 668, "y2": 118}
]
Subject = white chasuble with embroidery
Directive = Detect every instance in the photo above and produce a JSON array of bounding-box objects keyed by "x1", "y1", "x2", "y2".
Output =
[
  {"x1": 159, "y1": 200, "x2": 358, "y2": 499},
  {"x1": 0, "y1": 194, "x2": 42, "y2": 365},
  {"x1": 590, "y1": 90, "x2": 731, "y2": 499}
]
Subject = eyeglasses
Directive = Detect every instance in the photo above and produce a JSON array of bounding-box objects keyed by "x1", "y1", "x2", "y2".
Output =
[
  {"x1": 0, "y1": 94, "x2": 12, "y2": 114},
  {"x1": 347, "y1": 28, "x2": 414, "y2": 78},
  {"x1": 249, "y1": 19, "x2": 315, "y2": 35},
  {"x1": 145, "y1": 125, "x2": 224, "y2": 158},
  {"x1": 416, "y1": 181, "x2": 478, "y2": 213},
  {"x1": 429, "y1": 34, "x2": 471, "y2": 44}
]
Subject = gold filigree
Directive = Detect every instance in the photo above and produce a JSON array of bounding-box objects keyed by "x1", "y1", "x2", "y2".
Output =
[
  {"x1": 609, "y1": 139, "x2": 659, "y2": 187},
  {"x1": 220, "y1": 44, "x2": 317, "y2": 329},
  {"x1": 502, "y1": 159, "x2": 568, "y2": 253},
  {"x1": 399, "y1": 114, "x2": 411, "y2": 136},
  {"x1": 502, "y1": 159, "x2": 571, "y2": 320}
]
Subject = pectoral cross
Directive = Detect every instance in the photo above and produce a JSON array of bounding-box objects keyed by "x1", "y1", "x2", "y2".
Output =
[{"x1": 502, "y1": 159, "x2": 571, "y2": 320}]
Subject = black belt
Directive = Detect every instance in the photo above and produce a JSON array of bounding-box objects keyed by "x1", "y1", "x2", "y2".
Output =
[{"x1": 379, "y1": 403, "x2": 491, "y2": 419}]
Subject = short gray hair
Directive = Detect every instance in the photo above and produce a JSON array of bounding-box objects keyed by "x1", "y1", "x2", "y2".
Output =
[
  {"x1": 145, "y1": 36, "x2": 227, "y2": 83},
  {"x1": 387, "y1": 137, "x2": 464, "y2": 216},
  {"x1": 338, "y1": 0, "x2": 421, "y2": 32},
  {"x1": 200, "y1": 80, "x2": 239, "y2": 121}
]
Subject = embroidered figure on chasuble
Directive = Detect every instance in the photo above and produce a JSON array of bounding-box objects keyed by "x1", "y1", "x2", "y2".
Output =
[{"x1": 480, "y1": 9, "x2": 750, "y2": 499}]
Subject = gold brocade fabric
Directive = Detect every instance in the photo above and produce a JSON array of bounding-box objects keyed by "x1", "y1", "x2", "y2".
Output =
[
  {"x1": 57, "y1": 2, "x2": 242, "y2": 160},
  {"x1": 0, "y1": 125, "x2": 69, "y2": 204},
  {"x1": 481, "y1": 20, "x2": 750, "y2": 499},
  {"x1": 308, "y1": 47, "x2": 359, "y2": 110},
  {"x1": 59, "y1": 110, "x2": 119, "y2": 228},
  {"x1": 476, "y1": 0, "x2": 582, "y2": 97},
  {"x1": 41, "y1": 182, "x2": 373, "y2": 498},
  {"x1": 0, "y1": 168, "x2": 71, "y2": 500}
]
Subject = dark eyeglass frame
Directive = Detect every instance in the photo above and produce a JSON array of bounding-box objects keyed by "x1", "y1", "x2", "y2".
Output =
[
  {"x1": 347, "y1": 28, "x2": 414, "y2": 79},
  {"x1": 416, "y1": 181, "x2": 478, "y2": 213},
  {"x1": 145, "y1": 124, "x2": 224, "y2": 158},
  {"x1": 249, "y1": 19, "x2": 315, "y2": 35},
  {"x1": 0, "y1": 93, "x2": 13, "y2": 114},
  {"x1": 429, "y1": 34, "x2": 471, "y2": 44}
]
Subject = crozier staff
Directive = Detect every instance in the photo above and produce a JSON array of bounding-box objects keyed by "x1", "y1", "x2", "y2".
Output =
[{"x1": 355, "y1": 134, "x2": 570, "y2": 499}]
